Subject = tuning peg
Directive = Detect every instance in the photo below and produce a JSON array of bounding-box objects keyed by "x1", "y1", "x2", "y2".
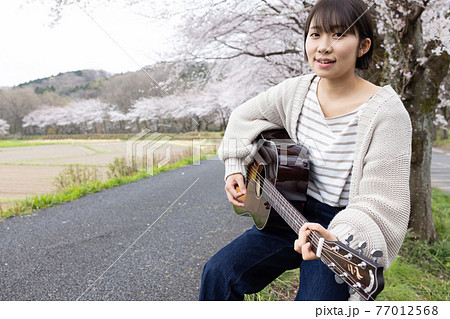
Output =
[
  {"x1": 371, "y1": 249, "x2": 383, "y2": 263},
  {"x1": 344, "y1": 233, "x2": 354, "y2": 246},
  {"x1": 357, "y1": 241, "x2": 367, "y2": 255},
  {"x1": 358, "y1": 261, "x2": 367, "y2": 269},
  {"x1": 353, "y1": 282, "x2": 362, "y2": 290},
  {"x1": 349, "y1": 282, "x2": 362, "y2": 294}
]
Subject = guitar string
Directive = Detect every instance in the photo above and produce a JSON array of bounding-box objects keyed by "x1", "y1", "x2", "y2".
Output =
[
  {"x1": 249, "y1": 165, "x2": 371, "y2": 267},
  {"x1": 247, "y1": 165, "x2": 378, "y2": 301},
  {"x1": 247, "y1": 166, "x2": 377, "y2": 301},
  {"x1": 246, "y1": 165, "x2": 377, "y2": 301},
  {"x1": 246, "y1": 165, "x2": 368, "y2": 260},
  {"x1": 248, "y1": 165, "x2": 361, "y2": 257},
  {"x1": 249, "y1": 165, "x2": 332, "y2": 248},
  {"x1": 247, "y1": 165, "x2": 323, "y2": 244}
]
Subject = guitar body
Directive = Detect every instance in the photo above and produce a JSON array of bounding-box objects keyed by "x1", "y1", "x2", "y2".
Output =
[{"x1": 233, "y1": 129, "x2": 310, "y2": 229}]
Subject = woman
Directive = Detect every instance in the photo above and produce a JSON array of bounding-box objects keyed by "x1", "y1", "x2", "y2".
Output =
[{"x1": 200, "y1": 0, "x2": 412, "y2": 301}]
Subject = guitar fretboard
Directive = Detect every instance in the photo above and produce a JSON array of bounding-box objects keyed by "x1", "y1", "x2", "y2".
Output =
[{"x1": 261, "y1": 178, "x2": 309, "y2": 235}]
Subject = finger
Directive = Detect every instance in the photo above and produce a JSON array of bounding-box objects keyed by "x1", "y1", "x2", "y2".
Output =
[
  {"x1": 303, "y1": 223, "x2": 338, "y2": 241},
  {"x1": 302, "y1": 242, "x2": 311, "y2": 255},
  {"x1": 225, "y1": 179, "x2": 239, "y2": 197},
  {"x1": 298, "y1": 228, "x2": 311, "y2": 247},
  {"x1": 294, "y1": 239, "x2": 311, "y2": 256},
  {"x1": 300, "y1": 223, "x2": 310, "y2": 232},
  {"x1": 301, "y1": 242, "x2": 318, "y2": 260},
  {"x1": 225, "y1": 175, "x2": 245, "y2": 197},
  {"x1": 225, "y1": 186, "x2": 244, "y2": 205},
  {"x1": 304, "y1": 223, "x2": 325, "y2": 232},
  {"x1": 294, "y1": 239, "x2": 301, "y2": 254},
  {"x1": 236, "y1": 175, "x2": 246, "y2": 195},
  {"x1": 225, "y1": 184, "x2": 245, "y2": 207},
  {"x1": 295, "y1": 228, "x2": 312, "y2": 255}
]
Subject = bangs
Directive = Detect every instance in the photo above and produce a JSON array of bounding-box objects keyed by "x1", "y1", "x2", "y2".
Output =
[{"x1": 307, "y1": 0, "x2": 358, "y2": 36}]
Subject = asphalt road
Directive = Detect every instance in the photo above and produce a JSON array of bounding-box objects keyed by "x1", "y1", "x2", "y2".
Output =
[
  {"x1": 431, "y1": 147, "x2": 450, "y2": 194},
  {"x1": 0, "y1": 156, "x2": 252, "y2": 301}
]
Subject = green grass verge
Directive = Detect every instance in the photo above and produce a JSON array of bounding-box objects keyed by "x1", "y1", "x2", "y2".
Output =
[
  {"x1": 0, "y1": 152, "x2": 216, "y2": 220},
  {"x1": 244, "y1": 269, "x2": 299, "y2": 301},
  {"x1": 434, "y1": 130, "x2": 450, "y2": 150},
  {"x1": 0, "y1": 140, "x2": 71, "y2": 148},
  {"x1": 0, "y1": 131, "x2": 224, "y2": 143},
  {"x1": 377, "y1": 188, "x2": 449, "y2": 301},
  {"x1": 245, "y1": 188, "x2": 449, "y2": 301}
]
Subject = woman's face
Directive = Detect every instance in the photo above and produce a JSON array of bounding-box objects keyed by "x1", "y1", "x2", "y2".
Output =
[{"x1": 305, "y1": 18, "x2": 368, "y2": 80}]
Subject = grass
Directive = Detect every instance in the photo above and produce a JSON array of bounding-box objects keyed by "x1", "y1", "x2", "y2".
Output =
[
  {"x1": 434, "y1": 130, "x2": 450, "y2": 150},
  {"x1": 245, "y1": 188, "x2": 449, "y2": 301},
  {"x1": 0, "y1": 149, "x2": 216, "y2": 220},
  {"x1": 0, "y1": 140, "x2": 71, "y2": 148},
  {"x1": 376, "y1": 188, "x2": 449, "y2": 301},
  {"x1": 0, "y1": 131, "x2": 224, "y2": 143},
  {"x1": 244, "y1": 269, "x2": 299, "y2": 301}
]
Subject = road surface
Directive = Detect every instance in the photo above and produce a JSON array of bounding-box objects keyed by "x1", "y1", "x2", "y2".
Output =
[
  {"x1": 431, "y1": 147, "x2": 450, "y2": 194},
  {"x1": 0, "y1": 156, "x2": 252, "y2": 300}
]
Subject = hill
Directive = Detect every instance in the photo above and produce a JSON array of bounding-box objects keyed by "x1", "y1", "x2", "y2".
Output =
[
  {"x1": 13, "y1": 61, "x2": 209, "y2": 102},
  {"x1": 17, "y1": 69, "x2": 111, "y2": 99}
]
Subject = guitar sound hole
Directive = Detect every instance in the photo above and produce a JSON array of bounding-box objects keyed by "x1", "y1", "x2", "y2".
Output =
[{"x1": 255, "y1": 166, "x2": 265, "y2": 198}]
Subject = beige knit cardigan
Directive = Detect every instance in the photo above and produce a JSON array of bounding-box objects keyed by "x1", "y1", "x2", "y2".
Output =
[{"x1": 218, "y1": 74, "x2": 412, "y2": 270}]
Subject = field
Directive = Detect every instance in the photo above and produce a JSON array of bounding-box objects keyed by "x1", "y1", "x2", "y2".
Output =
[{"x1": 0, "y1": 138, "x2": 217, "y2": 206}]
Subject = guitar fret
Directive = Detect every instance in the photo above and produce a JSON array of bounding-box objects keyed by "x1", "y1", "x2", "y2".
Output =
[{"x1": 261, "y1": 179, "x2": 308, "y2": 234}]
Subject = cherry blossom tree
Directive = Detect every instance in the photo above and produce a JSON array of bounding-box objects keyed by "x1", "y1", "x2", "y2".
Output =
[
  {"x1": 0, "y1": 119, "x2": 9, "y2": 135},
  {"x1": 108, "y1": 107, "x2": 129, "y2": 132},
  {"x1": 435, "y1": 75, "x2": 449, "y2": 139},
  {"x1": 367, "y1": 0, "x2": 449, "y2": 239},
  {"x1": 23, "y1": 99, "x2": 112, "y2": 134}
]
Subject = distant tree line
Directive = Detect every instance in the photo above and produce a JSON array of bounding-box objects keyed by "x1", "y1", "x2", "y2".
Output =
[{"x1": 0, "y1": 61, "x2": 238, "y2": 135}]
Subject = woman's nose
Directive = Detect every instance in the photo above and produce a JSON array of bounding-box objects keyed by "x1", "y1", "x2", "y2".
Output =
[{"x1": 317, "y1": 37, "x2": 333, "y2": 54}]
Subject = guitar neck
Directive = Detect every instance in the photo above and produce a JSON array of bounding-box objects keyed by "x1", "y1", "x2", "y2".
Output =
[{"x1": 261, "y1": 178, "x2": 309, "y2": 234}]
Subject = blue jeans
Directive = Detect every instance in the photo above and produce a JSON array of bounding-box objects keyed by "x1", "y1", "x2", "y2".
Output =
[{"x1": 199, "y1": 196, "x2": 350, "y2": 301}]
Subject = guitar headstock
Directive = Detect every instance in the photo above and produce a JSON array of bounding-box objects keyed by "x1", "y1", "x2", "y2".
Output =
[{"x1": 322, "y1": 238, "x2": 384, "y2": 301}]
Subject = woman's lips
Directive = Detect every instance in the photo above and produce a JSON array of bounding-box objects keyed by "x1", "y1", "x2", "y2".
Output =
[{"x1": 316, "y1": 59, "x2": 336, "y2": 67}]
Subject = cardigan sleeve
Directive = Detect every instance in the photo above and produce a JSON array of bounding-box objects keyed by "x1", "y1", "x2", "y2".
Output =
[
  {"x1": 217, "y1": 76, "x2": 302, "y2": 180},
  {"x1": 327, "y1": 99, "x2": 412, "y2": 270}
]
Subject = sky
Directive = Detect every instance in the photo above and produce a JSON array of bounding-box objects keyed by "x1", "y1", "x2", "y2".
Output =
[{"x1": 0, "y1": 0, "x2": 175, "y2": 87}]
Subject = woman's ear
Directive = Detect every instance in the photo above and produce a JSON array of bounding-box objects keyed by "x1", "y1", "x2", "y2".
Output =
[{"x1": 358, "y1": 38, "x2": 371, "y2": 57}]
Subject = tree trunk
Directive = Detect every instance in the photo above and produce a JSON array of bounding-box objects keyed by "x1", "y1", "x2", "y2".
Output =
[
  {"x1": 407, "y1": 51, "x2": 449, "y2": 239},
  {"x1": 409, "y1": 111, "x2": 436, "y2": 239},
  {"x1": 440, "y1": 127, "x2": 448, "y2": 140}
]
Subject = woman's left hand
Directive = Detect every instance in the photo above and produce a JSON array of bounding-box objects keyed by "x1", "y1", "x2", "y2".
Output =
[{"x1": 294, "y1": 223, "x2": 338, "y2": 260}]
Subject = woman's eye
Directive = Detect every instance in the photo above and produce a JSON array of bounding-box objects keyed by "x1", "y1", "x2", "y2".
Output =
[
  {"x1": 310, "y1": 33, "x2": 319, "y2": 37},
  {"x1": 334, "y1": 33, "x2": 345, "y2": 38}
]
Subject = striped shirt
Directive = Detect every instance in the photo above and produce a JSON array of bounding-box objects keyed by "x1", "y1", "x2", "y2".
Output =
[{"x1": 296, "y1": 77, "x2": 367, "y2": 207}]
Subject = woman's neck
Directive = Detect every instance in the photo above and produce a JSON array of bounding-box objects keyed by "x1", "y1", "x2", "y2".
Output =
[{"x1": 318, "y1": 74, "x2": 361, "y2": 100}]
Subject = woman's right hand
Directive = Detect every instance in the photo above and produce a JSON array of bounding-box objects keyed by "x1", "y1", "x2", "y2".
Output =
[{"x1": 224, "y1": 173, "x2": 246, "y2": 207}]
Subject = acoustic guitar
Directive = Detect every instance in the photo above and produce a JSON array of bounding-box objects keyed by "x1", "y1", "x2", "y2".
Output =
[{"x1": 233, "y1": 129, "x2": 384, "y2": 301}]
